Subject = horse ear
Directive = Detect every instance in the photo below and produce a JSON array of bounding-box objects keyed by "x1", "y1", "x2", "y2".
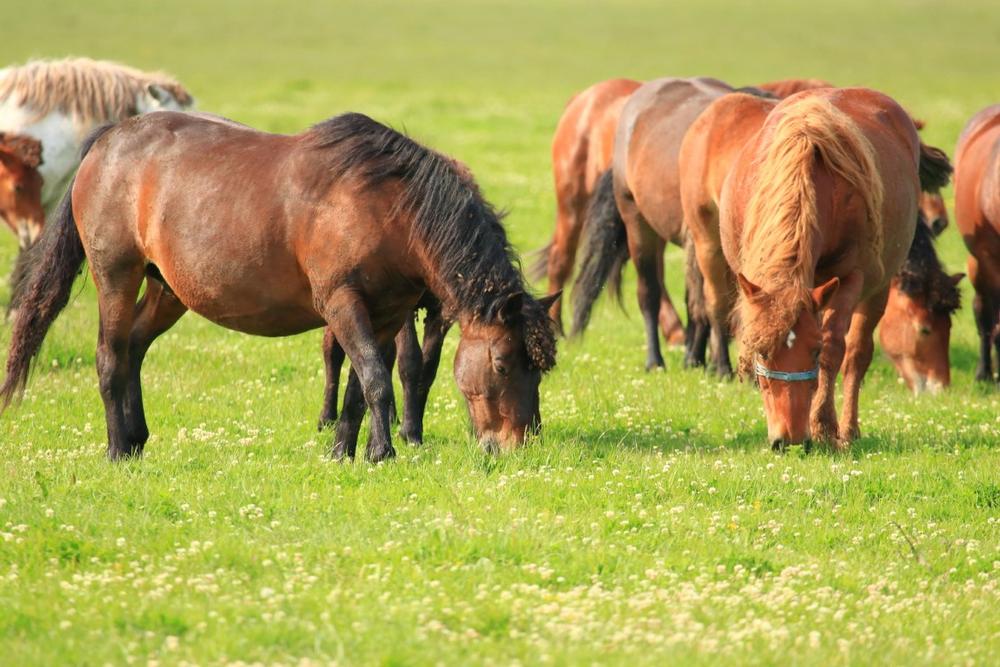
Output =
[
  {"x1": 498, "y1": 292, "x2": 524, "y2": 324},
  {"x1": 950, "y1": 273, "x2": 966, "y2": 286},
  {"x1": 147, "y1": 83, "x2": 172, "y2": 105},
  {"x1": 812, "y1": 277, "x2": 840, "y2": 310},
  {"x1": 536, "y1": 291, "x2": 562, "y2": 312},
  {"x1": 736, "y1": 273, "x2": 761, "y2": 299}
]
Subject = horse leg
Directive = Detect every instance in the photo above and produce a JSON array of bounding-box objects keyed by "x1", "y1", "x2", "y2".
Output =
[
  {"x1": 124, "y1": 279, "x2": 187, "y2": 449},
  {"x1": 94, "y1": 267, "x2": 144, "y2": 460},
  {"x1": 683, "y1": 235, "x2": 709, "y2": 368},
  {"x1": 634, "y1": 248, "x2": 665, "y2": 371},
  {"x1": 331, "y1": 368, "x2": 364, "y2": 460},
  {"x1": 838, "y1": 287, "x2": 889, "y2": 444},
  {"x1": 403, "y1": 305, "x2": 450, "y2": 444},
  {"x1": 654, "y1": 242, "x2": 685, "y2": 347},
  {"x1": 545, "y1": 193, "x2": 586, "y2": 335},
  {"x1": 809, "y1": 270, "x2": 863, "y2": 446},
  {"x1": 397, "y1": 312, "x2": 424, "y2": 443},
  {"x1": 323, "y1": 292, "x2": 395, "y2": 463},
  {"x1": 318, "y1": 327, "x2": 346, "y2": 430}
]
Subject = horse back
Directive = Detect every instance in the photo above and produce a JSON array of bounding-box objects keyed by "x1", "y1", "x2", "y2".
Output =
[{"x1": 954, "y1": 105, "x2": 1000, "y2": 243}]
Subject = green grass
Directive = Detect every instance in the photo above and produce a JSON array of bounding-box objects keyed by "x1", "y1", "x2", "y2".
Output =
[{"x1": 3, "y1": 1, "x2": 1000, "y2": 664}]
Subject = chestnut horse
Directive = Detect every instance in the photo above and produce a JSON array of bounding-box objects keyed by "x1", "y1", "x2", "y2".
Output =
[
  {"x1": 954, "y1": 105, "x2": 1000, "y2": 383},
  {"x1": 879, "y1": 221, "x2": 963, "y2": 393},
  {"x1": 719, "y1": 88, "x2": 951, "y2": 448},
  {"x1": 533, "y1": 78, "x2": 641, "y2": 335},
  {"x1": 571, "y1": 77, "x2": 735, "y2": 370},
  {"x1": 0, "y1": 132, "x2": 44, "y2": 248},
  {"x1": 0, "y1": 112, "x2": 557, "y2": 462}
]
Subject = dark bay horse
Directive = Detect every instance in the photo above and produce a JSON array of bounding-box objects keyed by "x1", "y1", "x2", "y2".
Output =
[
  {"x1": 880, "y1": 220, "x2": 963, "y2": 393},
  {"x1": 533, "y1": 78, "x2": 641, "y2": 335},
  {"x1": 719, "y1": 88, "x2": 951, "y2": 448},
  {"x1": 570, "y1": 77, "x2": 734, "y2": 369},
  {"x1": 954, "y1": 104, "x2": 1000, "y2": 383},
  {"x1": 0, "y1": 112, "x2": 558, "y2": 461}
]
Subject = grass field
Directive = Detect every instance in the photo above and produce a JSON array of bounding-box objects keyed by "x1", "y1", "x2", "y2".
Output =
[{"x1": 3, "y1": 1, "x2": 1000, "y2": 664}]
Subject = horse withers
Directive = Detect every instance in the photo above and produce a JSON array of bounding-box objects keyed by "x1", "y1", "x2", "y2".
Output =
[
  {"x1": 0, "y1": 112, "x2": 557, "y2": 462},
  {"x1": 719, "y1": 88, "x2": 952, "y2": 449},
  {"x1": 0, "y1": 132, "x2": 44, "y2": 248},
  {"x1": 954, "y1": 104, "x2": 1000, "y2": 383}
]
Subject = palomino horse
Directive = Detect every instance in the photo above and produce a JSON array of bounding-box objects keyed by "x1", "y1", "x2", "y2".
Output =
[
  {"x1": 0, "y1": 132, "x2": 44, "y2": 248},
  {"x1": 533, "y1": 78, "x2": 641, "y2": 335},
  {"x1": 880, "y1": 220, "x2": 963, "y2": 394},
  {"x1": 319, "y1": 293, "x2": 453, "y2": 445},
  {"x1": 0, "y1": 58, "x2": 193, "y2": 223},
  {"x1": 954, "y1": 104, "x2": 1000, "y2": 383},
  {"x1": 719, "y1": 88, "x2": 951, "y2": 448},
  {"x1": 680, "y1": 92, "x2": 955, "y2": 380},
  {"x1": 571, "y1": 77, "x2": 734, "y2": 370},
  {"x1": 0, "y1": 112, "x2": 557, "y2": 462}
]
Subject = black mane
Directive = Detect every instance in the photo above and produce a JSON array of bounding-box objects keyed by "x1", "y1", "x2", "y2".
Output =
[
  {"x1": 897, "y1": 218, "x2": 961, "y2": 314},
  {"x1": 305, "y1": 112, "x2": 556, "y2": 371}
]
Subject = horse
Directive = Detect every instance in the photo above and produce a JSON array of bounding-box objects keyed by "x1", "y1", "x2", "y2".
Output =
[
  {"x1": 756, "y1": 78, "x2": 834, "y2": 98},
  {"x1": 0, "y1": 132, "x2": 44, "y2": 248},
  {"x1": 719, "y1": 88, "x2": 951, "y2": 448},
  {"x1": 319, "y1": 292, "x2": 452, "y2": 446},
  {"x1": 570, "y1": 76, "x2": 736, "y2": 370},
  {"x1": 532, "y1": 78, "x2": 641, "y2": 335},
  {"x1": 879, "y1": 220, "x2": 963, "y2": 393},
  {"x1": 0, "y1": 111, "x2": 558, "y2": 462},
  {"x1": 678, "y1": 86, "x2": 951, "y2": 380},
  {"x1": 0, "y1": 58, "x2": 193, "y2": 226},
  {"x1": 954, "y1": 104, "x2": 1000, "y2": 383}
]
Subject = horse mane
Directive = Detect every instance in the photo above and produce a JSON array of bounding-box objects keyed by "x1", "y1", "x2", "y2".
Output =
[
  {"x1": 897, "y1": 219, "x2": 961, "y2": 315},
  {"x1": 0, "y1": 58, "x2": 193, "y2": 124},
  {"x1": 304, "y1": 112, "x2": 556, "y2": 371},
  {"x1": 736, "y1": 95, "x2": 884, "y2": 373}
]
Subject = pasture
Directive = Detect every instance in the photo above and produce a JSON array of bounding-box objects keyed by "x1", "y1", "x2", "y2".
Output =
[{"x1": 2, "y1": 0, "x2": 1000, "y2": 664}]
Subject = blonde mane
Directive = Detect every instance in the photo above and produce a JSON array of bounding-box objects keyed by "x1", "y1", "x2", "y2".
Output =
[
  {"x1": 0, "y1": 58, "x2": 193, "y2": 124},
  {"x1": 736, "y1": 95, "x2": 884, "y2": 373}
]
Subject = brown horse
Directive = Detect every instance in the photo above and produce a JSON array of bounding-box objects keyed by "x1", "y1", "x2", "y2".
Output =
[
  {"x1": 533, "y1": 78, "x2": 641, "y2": 334},
  {"x1": 0, "y1": 112, "x2": 557, "y2": 462},
  {"x1": 0, "y1": 132, "x2": 45, "y2": 249},
  {"x1": 719, "y1": 88, "x2": 951, "y2": 448},
  {"x1": 954, "y1": 105, "x2": 1000, "y2": 383},
  {"x1": 571, "y1": 77, "x2": 735, "y2": 370},
  {"x1": 756, "y1": 78, "x2": 834, "y2": 98},
  {"x1": 879, "y1": 220, "x2": 963, "y2": 393},
  {"x1": 319, "y1": 293, "x2": 452, "y2": 446}
]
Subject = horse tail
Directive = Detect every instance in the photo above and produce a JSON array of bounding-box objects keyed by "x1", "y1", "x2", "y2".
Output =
[
  {"x1": 527, "y1": 241, "x2": 551, "y2": 282},
  {"x1": 741, "y1": 96, "x2": 883, "y2": 292},
  {"x1": 918, "y1": 142, "x2": 952, "y2": 193},
  {"x1": 570, "y1": 169, "x2": 628, "y2": 336},
  {"x1": 0, "y1": 124, "x2": 111, "y2": 409}
]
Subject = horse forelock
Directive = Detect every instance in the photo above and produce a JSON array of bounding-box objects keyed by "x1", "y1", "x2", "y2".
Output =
[
  {"x1": 0, "y1": 58, "x2": 192, "y2": 124},
  {"x1": 734, "y1": 286, "x2": 811, "y2": 378},
  {"x1": 740, "y1": 95, "x2": 884, "y2": 297}
]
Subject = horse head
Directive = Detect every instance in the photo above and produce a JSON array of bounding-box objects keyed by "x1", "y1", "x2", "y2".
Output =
[{"x1": 0, "y1": 132, "x2": 45, "y2": 249}]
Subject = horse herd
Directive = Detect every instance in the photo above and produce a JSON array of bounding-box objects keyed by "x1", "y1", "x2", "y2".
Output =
[{"x1": 0, "y1": 59, "x2": 997, "y2": 462}]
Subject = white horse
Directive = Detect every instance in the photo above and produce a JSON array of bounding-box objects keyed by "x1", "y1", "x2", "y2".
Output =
[{"x1": 0, "y1": 57, "x2": 194, "y2": 243}]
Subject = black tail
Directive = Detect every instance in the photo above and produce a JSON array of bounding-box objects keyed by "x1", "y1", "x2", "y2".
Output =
[
  {"x1": 570, "y1": 169, "x2": 628, "y2": 336},
  {"x1": 528, "y1": 241, "x2": 552, "y2": 282},
  {"x1": 0, "y1": 124, "x2": 112, "y2": 409},
  {"x1": 919, "y1": 143, "x2": 952, "y2": 192}
]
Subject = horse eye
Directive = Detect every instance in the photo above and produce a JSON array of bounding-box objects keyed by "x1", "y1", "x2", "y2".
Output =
[{"x1": 492, "y1": 359, "x2": 509, "y2": 377}]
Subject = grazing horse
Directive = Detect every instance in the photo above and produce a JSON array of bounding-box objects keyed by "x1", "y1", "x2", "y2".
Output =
[
  {"x1": 719, "y1": 88, "x2": 951, "y2": 448},
  {"x1": 571, "y1": 76, "x2": 734, "y2": 370},
  {"x1": 0, "y1": 132, "x2": 44, "y2": 248},
  {"x1": 533, "y1": 78, "x2": 641, "y2": 335},
  {"x1": 879, "y1": 221, "x2": 963, "y2": 394},
  {"x1": 954, "y1": 104, "x2": 1000, "y2": 383},
  {"x1": 756, "y1": 78, "x2": 834, "y2": 99},
  {"x1": 0, "y1": 112, "x2": 557, "y2": 462},
  {"x1": 319, "y1": 293, "x2": 453, "y2": 446},
  {"x1": 0, "y1": 58, "x2": 193, "y2": 222}
]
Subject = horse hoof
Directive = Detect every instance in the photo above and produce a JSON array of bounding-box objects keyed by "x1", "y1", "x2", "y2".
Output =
[
  {"x1": 399, "y1": 428, "x2": 423, "y2": 445},
  {"x1": 366, "y1": 446, "x2": 397, "y2": 464},
  {"x1": 107, "y1": 443, "x2": 143, "y2": 461},
  {"x1": 329, "y1": 443, "x2": 354, "y2": 461},
  {"x1": 317, "y1": 417, "x2": 336, "y2": 432}
]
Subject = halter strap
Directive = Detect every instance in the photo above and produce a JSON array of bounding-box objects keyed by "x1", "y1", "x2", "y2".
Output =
[{"x1": 754, "y1": 360, "x2": 819, "y2": 382}]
